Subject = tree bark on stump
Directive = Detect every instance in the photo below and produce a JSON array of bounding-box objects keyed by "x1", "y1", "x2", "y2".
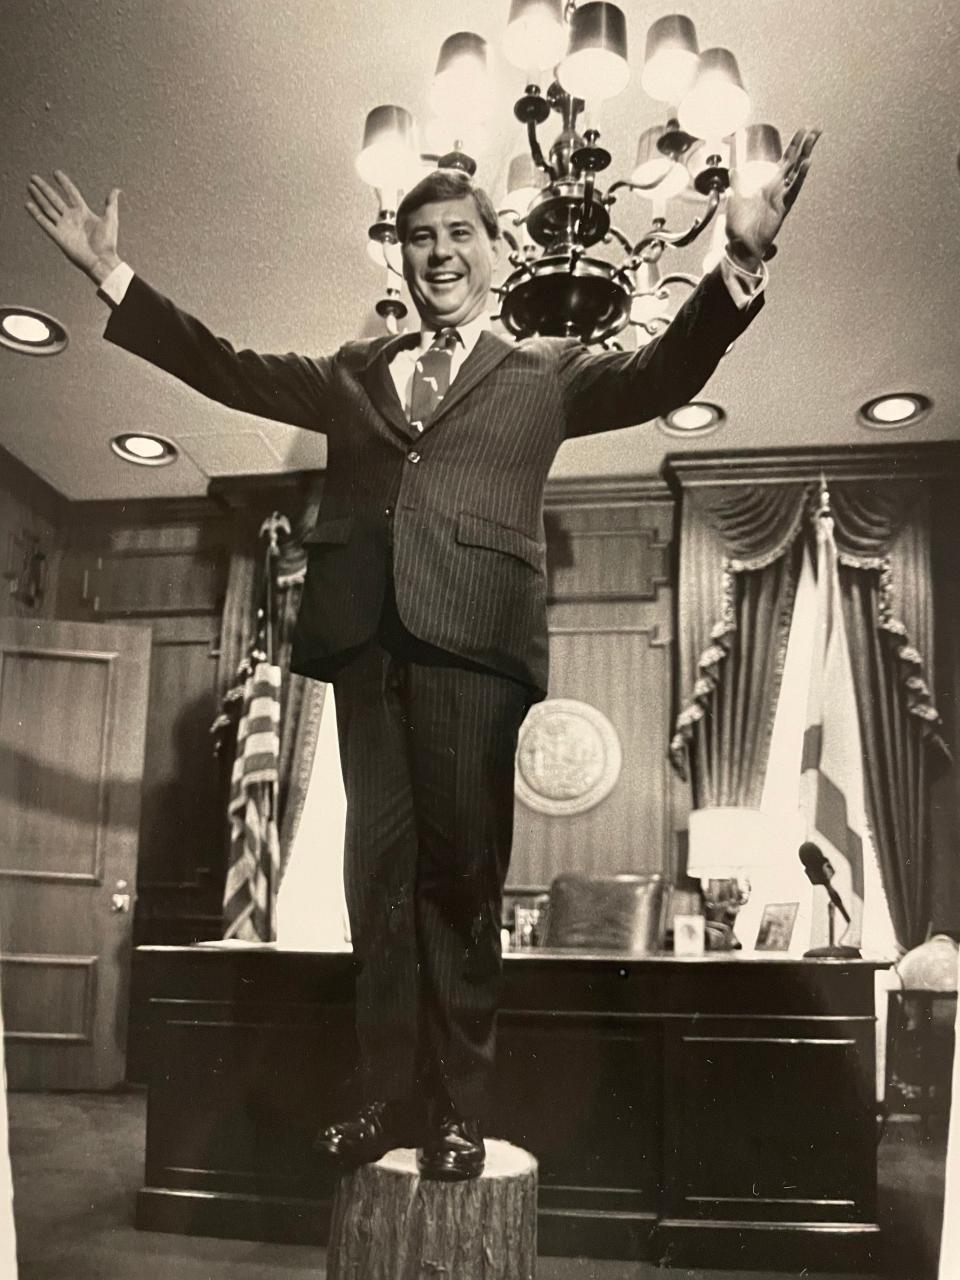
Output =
[{"x1": 326, "y1": 1139, "x2": 537, "y2": 1280}]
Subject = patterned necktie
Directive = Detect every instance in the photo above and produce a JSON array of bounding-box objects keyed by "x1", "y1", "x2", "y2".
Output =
[{"x1": 407, "y1": 328, "x2": 461, "y2": 432}]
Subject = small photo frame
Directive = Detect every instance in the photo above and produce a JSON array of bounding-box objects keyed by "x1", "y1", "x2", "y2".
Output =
[{"x1": 755, "y1": 902, "x2": 799, "y2": 952}]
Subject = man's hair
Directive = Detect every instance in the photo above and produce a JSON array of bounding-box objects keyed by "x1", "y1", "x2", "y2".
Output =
[{"x1": 396, "y1": 169, "x2": 500, "y2": 244}]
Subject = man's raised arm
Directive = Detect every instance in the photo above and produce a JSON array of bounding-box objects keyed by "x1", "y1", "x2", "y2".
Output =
[
  {"x1": 26, "y1": 170, "x2": 122, "y2": 286},
  {"x1": 25, "y1": 170, "x2": 335, "y2": 432}
]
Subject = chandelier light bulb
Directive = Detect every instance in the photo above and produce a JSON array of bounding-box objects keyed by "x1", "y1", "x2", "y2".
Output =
[
  {"x1": 632, "y1": 124, "x2": 691, "y2": 200},
  {"x1": 558, "y1": 2, "x2": 630, "y2": 103},
  {"x1": 356, "y1": 105, "x2": 419, "y2": 191},
  {"x1": 732, "y1": 123, "x2": 782, "y2": 196},
  {"x1": 502, "y1": 152, "x2": 547, "y2": 217},
  {"x1": 503, "y1": 0, "x2": 568, "y2": 71},
  {"x1": 678, "y1": 47, "x2": 751, "y2": 140},
  {"x1": 430, "y1": 32, "x2": 492, "y2": 127},
  {"x1": 366, "y1": 237, "x2": 403, "y2": 273},
  {"x1": 640, "y1": 14, "x2": 700, "y2": 104}
]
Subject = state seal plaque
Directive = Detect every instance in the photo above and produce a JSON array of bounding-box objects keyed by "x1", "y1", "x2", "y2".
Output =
[{"x1": 514, "y1": 698, "x2": 622, "y2": 816}]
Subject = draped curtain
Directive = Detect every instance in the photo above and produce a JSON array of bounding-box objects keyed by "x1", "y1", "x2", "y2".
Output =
[
  {"x1": 671, "y1": 474, "x2": 953, "y2": 947},
  {"x1": 672, "y1": 482, "x2": 810, "y2": 806}
]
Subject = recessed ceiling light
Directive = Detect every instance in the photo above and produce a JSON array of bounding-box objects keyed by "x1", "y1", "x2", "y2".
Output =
[
  {"x1": 658, "y1": 401, "x2": 725, "y2": 437},
  {"x1": 0, "y1": 306, "x2": 68, "y2": 356},
  {"x1": 858, "y1": 393, "x2": 932, "y2": 429},
  {"x1": 110, "y1": 433, "x2": 178, "y2": 467}
]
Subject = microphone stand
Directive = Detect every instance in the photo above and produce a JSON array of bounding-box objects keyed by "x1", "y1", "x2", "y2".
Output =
[{"x1": 804, "y1": 895, "x2": 862, "y2": 959}]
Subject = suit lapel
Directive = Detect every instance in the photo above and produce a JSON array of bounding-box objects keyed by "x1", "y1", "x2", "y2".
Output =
[
  {"x1": 419, "y1": 330, "x2": 516, "y2": 435},
  {"x1": 358, "y1": 333, "x2": 418, "y2": 439},
  {"x1": 356, "y1": 327, "x2": 516, "y2": 441}
]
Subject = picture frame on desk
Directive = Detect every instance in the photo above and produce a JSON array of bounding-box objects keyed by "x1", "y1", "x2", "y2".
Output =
[{"x1": 755, "y1": 902, "x2": 800, "y2": 952}]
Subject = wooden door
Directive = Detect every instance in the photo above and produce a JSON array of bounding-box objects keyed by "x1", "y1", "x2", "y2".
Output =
[{"x1": 0, "y1": 618, "x2": 151, "y2": 1089}]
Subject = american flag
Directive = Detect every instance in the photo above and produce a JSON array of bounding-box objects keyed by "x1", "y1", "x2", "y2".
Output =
[
  {"x1": 223, "y1": 660, "x2": 283, "y2": 942},
  {"x1": 799, "y1": 491, "x2": 865, "y2": 950}
]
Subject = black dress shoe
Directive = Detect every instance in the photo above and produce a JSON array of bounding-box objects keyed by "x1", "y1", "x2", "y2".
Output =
[
  {"x1": 417, "y1": 1114, "x2": 485, "y2": 1181},
  {"x1": 314, "y1": 1100, "x2": 423, "y2": 1168}
]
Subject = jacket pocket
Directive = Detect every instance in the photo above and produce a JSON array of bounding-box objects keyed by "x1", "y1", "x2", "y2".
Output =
[
  {"x1": 456, "y1": 512, "x2": 543, "y2": 571},
  {"x1": 302, "y1": 516, "x2": 353, "y2": 545}
]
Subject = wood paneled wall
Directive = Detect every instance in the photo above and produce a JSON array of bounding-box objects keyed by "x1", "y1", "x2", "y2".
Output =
[
  {"x1": 55, "y1": 498, "x2": 232, "y2": 946},
  {"x1": 509, "y1": 477, "x2": 683, "y2": 891},
  {"x1": 0, "y1": 445, "x2": 65, "y2": 621}
]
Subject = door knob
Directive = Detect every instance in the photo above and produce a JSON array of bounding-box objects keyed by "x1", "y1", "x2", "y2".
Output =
[{"x1": 110, "y1": 893, "x2": 131, "y2": 913}]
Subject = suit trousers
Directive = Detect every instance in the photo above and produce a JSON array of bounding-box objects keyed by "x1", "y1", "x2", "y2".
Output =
[{"x1": 331, "y1": 602, "x2": 533, "y2": 1120}]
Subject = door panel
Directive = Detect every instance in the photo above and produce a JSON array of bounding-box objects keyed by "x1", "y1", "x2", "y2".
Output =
[{"x1": 0, "y1": 619, "x2": 151, "y2": 1088}]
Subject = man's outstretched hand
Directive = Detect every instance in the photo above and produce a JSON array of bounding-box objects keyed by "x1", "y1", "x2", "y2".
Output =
[
  {"x1": 725, "y1": 127, "x2": 821, "y2": 272},
  {"x1": 26, "y1": 171, "x2": 122, "y2": 285}
]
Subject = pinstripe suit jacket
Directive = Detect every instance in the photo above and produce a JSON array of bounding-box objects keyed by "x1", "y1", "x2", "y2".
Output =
[{"x1": 104, "y1": 267, "x2": 762, "y2": 694}]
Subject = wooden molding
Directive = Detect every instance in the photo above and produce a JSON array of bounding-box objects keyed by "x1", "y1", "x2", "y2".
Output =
[{"x1": 662, "y1": 441, "x2": 960, "y2": 492}]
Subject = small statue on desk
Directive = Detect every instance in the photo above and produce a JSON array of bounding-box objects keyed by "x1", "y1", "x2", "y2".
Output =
[{"x1": 702, "y1": 877, "x2": 749, "y2": 951}]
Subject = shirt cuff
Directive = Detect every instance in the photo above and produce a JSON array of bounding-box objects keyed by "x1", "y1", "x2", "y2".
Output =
[
  {"x1": 97, "y1": 262, "x2": 135, "y2": 308},
  {"x1": 719, "y1": 249, "x2": 768, "y2": 310}
]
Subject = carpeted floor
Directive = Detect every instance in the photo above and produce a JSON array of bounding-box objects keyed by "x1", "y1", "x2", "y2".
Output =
[{"x1": 6, "y1": 1091, "x2": 948, "y2": 1280}]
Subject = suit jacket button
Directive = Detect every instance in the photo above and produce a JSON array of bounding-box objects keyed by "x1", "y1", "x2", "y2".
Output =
[
  {"x1": 384, "y1": 506, "x2": 393, "y2": 517},
  {"x1": 407, "y1": 450, "x2": 421, "y2": 464}
]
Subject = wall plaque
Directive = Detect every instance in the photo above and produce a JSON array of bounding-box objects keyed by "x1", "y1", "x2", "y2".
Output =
[{"x1": 515, "y1": 698, "x2": 622, "y2": 816}]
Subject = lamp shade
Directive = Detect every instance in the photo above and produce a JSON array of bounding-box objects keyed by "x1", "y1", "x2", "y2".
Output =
[
  {"x1": 733, "y1": 123, "x2": 782, "y2": 196},
  {"x1": 640, "y1": 14, "x2": 699, "y2": 104},
  {"x1": 687, "y1": 806, "x2": 780, "y2": 880},
  {"x1": 678, "y1": 47, "x2": 751, "y2": 141},
  {"x1": 558, "y1": 2, "x2": 630, "y2": 102},
  {"x1": 501, "y1": 152, "x2": 547, "y2": 216},
  {"x1": 356, "y1": 105, "x2": 418, "y2": 191},
  {"x1": 632, "y1": 124, "x2": 690, "y2": 198},
  {"x1": 504, "y1": 0, "x2": 568, "y2": 71},
  {"x1": 430, "y1": 31, "x2": 491, "y2": 125}
]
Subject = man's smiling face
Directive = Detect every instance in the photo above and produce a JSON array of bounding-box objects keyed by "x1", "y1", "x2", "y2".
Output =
[{"x1": 401, "y1": 196, "x2": 503, "y2": 329}]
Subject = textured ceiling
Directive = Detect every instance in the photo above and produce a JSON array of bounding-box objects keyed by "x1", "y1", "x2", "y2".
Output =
[{"x1": 0, "y1": 0, "x2": 958, "y2": 501}]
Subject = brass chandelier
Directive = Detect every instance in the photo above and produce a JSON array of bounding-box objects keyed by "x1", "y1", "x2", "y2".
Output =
[{"x1": 357, "y1": 2, "x2": 783, "y2": 345}]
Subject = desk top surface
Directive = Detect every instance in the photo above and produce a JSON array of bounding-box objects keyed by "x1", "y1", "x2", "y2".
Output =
[{"x1": 137, "y1": 943, "x2": 893, "y2": 970}]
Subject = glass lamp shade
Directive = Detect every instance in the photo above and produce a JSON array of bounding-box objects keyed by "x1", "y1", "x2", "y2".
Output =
[
  {"x1": 678, "y1": 47, "x2": 751, "y2": 141},
  {"x1": 356, "y1": 105, "x2": 419, "y2": 191},
  {"x1": 504, "y1": 0, "x2": 568, "y2": 71},
  {"x1": 430, "y1": 31, "x2": 492, "y2": 125},
  {"x1": 632, "y1": 124, "x2": 691, "y2": 198},
  {"x1": 733, "y1": 123, "x2": 782, "y2": 196},
  {"x1": 558, "y1": 2, "x2": 630, "y2": 102},
  {"x1": 640, "y1": 14, "x2": 699, "y2": 104},
  {"x1": 501, "y1": 152, "x2": 547, "y2": 217}
]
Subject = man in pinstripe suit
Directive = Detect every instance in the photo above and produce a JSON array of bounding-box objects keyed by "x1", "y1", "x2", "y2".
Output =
[{"x1": 26, "y1": 131, "x2": 818, "y2": 1179}]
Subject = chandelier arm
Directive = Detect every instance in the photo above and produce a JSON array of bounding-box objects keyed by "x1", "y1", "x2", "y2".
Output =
[
  {"x1": 605, "y1": 225, "x2": 634, "y2": 256},
  {"x1": 656, "y1": 271, "x2": 700, "y2": 290},
  {"x1": 607, "y1": 178, "x2": 672, "y2": 201},
  {"x1": 631, "y1": 316, "x2": 670, "y2": 337},
  {"x1": 527, "y1": 118, "x2": 557, "y2": 182},
  {"x1": 575, "y1": 170, "x2": 596, "y2": 243},
  {"x1": 631, "y1": 187, "x2": 723, "y2": 256},
  {"x1": 497, "y1": 225, "x2": 527, "y2": 269}
]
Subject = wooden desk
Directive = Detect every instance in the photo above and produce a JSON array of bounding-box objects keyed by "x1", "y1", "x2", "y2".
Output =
[{"x1": 135, "y1": 946, "x2": 887, "y2": 1271}]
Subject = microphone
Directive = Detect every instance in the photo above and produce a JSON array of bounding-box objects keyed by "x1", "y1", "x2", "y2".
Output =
[{"x1": 799, "y1": 841, "x2": 851, "y2": 924}]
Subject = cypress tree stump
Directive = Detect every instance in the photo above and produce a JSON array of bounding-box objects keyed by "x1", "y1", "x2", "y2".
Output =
[{"x1": 326, "y1": 1139, "x2": 537, "y2": 1280}]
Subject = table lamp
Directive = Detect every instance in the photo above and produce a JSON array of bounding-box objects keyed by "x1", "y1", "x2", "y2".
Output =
[{"x1": 687, "y1": 806, "x2": 779, "y2": 949}]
